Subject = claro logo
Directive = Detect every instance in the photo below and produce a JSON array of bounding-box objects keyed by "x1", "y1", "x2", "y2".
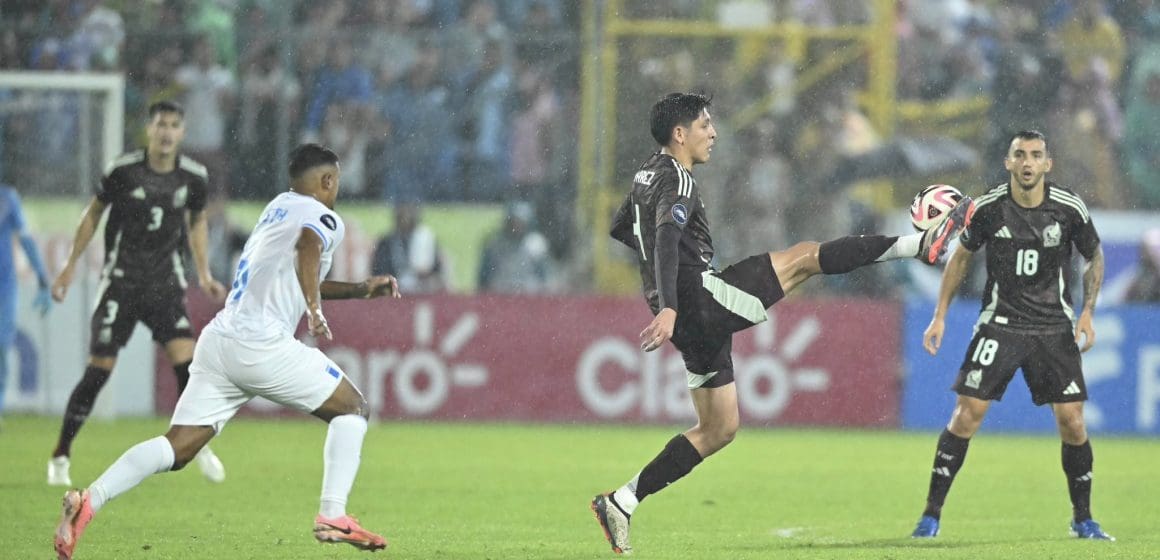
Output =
[{"x1": 576, "y1": 312, "x2": 830, "y2": 420}]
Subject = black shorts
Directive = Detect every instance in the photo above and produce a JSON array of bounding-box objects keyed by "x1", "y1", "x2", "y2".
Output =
[
  {"x1": 670, "y1": 254, "x2": 785, "y2": 388},
  {"x1": 952, "y1": 323, "x2": 1087, "y2": 406},
  {"x1": 90, "y1": 281, "x2": 193, "y2": 357}
]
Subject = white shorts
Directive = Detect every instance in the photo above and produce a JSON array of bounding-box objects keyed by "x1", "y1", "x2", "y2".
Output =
[{"x1": 171, "y1": 329, "x2": 346, "y2": 432}]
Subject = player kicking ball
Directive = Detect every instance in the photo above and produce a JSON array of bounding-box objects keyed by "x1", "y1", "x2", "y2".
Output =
[
  {"x1": 591, "y1": 92, "x2": 974, "y2": 554},
  {"x1": 54, "y1": 144, "x2": 399, "y2": 559}
]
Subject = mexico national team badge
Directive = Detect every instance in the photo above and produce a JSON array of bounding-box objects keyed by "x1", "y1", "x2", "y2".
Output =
[
  {"x1": 320, "y1": 214, "x2": 337, "y2": 230},
  {"x1": 672, "y1": 203, "x2": 688, "y2": 225}
]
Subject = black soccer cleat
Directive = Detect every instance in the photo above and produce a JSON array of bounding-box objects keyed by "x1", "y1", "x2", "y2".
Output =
[{"x1": 918, "y1": 196, "x2": 975, "y2": 265}]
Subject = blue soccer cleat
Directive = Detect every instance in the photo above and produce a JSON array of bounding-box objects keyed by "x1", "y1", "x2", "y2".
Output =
[
  {"x1": 911, "y1": 515, "x2": 940, "y2": 538},
  {"x1": 1070, "y1": 519, "x2": 1115, "y2": 541}
]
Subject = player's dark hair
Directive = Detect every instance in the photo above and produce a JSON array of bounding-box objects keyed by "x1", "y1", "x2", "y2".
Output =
[
  {"x1": 649, "y1": 92, "x2": 712, "y2": 146},
  {"x1": 288, "y1": 143, "x2": 339, "y2": 179},
  {"x1": 1010, "y1": 129, "x2": 1048, "y2": 153},
  {"x1": 148, "y1": 100, "x2": 184, "y2": 119}
]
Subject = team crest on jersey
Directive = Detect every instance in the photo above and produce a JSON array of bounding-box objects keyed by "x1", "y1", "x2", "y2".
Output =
[
  {"x1": 965, "y1": 369, "x2": 982, "y2": 389},
  {"x1": 1043, "y1": 222, "x2": 1061, "y2": 248},
  {"x1": 320, "y1": 214, "x2": 338, "y2": 230},
  {"x1": 130, "y1": 187, "x2": 146, "y2": 200},
  {"x1": 173, "y1": 185, "x2": 188, "y2": 208},
  {"x1": 633, "y1": 170, "x2": 655, "y2": 185},
  {"x1": 671, "y1": 203, "x2": 688, "y2": 225}
]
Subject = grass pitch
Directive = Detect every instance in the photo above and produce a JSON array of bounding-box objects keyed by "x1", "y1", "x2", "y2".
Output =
[{"x1": 3, "y1": 416, "x2": 1157, "y2": 559}]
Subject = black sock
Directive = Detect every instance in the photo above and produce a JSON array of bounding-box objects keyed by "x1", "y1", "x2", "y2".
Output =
[
  {"x1": 922, "y1": 429, "x2": 971, "y2": 519},
  {"x1": 818, "y1": 235, "x2": 898, "y2": 274},
  {"x1": 634, "y1": 434, "x2": 704, "y2": 503},
  {"x1": 1062, "y1": 440, "x2": 1093, "y2": 522},
  {"x1": 53, "y1": 366, "x2": 112, "y2": 458},
  {"x1": 174, "y1": 361, "x2": 192, "y2": 395}
]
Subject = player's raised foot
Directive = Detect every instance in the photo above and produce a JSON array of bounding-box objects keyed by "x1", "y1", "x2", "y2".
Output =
[
  {"x1": 911, "y1": 515, "x2": 940, "y2": 538},
  {"x1": 313, "y1": 514, "x2": 388, "y2": 551},
  {"x1": 195, "y1": 446, "x2": 226, "y2": 483},
  {"x1": 1070, "y1": 519, "x2": 1114, "y2": 541},
  {"x1": 48, "y1": 456, "x2": 72, "y2": 487},
  {"x1": 918, "y1": 197, "x2": 976, "y2": 265},
  {"x1": 591, "y1": 493, "x2": 633, "y2": 554},
  {"x1": 54, "y1": 488, "x2": 94, "y2": 560}
]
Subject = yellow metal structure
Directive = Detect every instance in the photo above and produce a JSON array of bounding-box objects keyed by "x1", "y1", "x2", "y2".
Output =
[{"x1": 578, "y1": 0, "x2": 987, "y2": 293}]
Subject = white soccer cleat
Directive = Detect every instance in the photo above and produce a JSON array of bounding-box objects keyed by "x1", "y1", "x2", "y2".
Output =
[
  {"x1": 196, "y1": 446, "x2": 226, "y2": 483},
  {"x1": 47, "y1": 456, "x2": 72, "y2": 487}
]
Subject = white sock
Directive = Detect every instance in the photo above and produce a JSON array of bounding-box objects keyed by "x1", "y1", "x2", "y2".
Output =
[
  {"x1": 876, "y1": 233, "x2": 922, "y2": 262},
  {"x1": 89, "y1": 436, "x2": 175, "y2": 513},
  {"x1": 320, "y1": 414, "x2": 368, "y2": 519},
  {"x1": 612, "y1": 474, "x2": 641, "y2": 516}
]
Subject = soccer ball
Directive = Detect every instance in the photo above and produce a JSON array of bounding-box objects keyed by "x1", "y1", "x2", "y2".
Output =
[{"x1": 910, "y1": 184, "x2": 963, "y2": 231}]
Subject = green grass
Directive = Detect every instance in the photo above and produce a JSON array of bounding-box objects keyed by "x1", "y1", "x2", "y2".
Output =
[{"x1": 4, "y1": 416, "x2": 1158, "y2": 559}]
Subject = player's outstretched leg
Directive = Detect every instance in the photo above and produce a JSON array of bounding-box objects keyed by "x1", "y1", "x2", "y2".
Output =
[{"x1": 53, "y1": 489, "x2": 93, "y2": 560}]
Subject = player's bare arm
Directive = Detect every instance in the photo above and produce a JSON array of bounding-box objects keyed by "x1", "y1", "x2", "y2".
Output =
[
  {"x1": 321, "y1": 276, "x2": 401, "y2": 300},
  {"x1": 295, "y1": 226, "x2": 331, "y2": 340},
  {"x1": 1075, "y1": 246, "x2": 1104, "y2": 353},
  {"x1": 51, "y1": 197, "x2": 107, "y2": 302},
  {"x1": 924, "y1": 245, "x2": 974, "y2": 355},
  {"x1": 186, "y1": 209, "x2": 227, "y2": 301}
]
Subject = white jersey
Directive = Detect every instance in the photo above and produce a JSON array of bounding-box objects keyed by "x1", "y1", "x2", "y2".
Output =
[{"x1": 206, "y1": 191, "x2": 345, "y2": 341}]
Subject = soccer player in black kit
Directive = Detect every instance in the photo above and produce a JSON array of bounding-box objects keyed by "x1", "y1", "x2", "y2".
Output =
[
  {"x1": 909, "y1": 130, "x2": 1112, "y2": 541},
  {"x1": 48, "y1": 101, "x2": 228, "y2": 487},
  {"x1": 590, "y1": 92, "x2": 975, "y2": 554}
]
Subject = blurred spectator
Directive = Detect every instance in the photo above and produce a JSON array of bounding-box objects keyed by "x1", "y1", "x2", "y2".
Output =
[
  {"x1": 377, "y1": 40, "x2": 456, "y2": 202},
  {"x1": 478, "y1": 201, "x2": 559, "y2": 294},
  {"x1": 175, "y1": 35, "x2": 235, "y2": 196},
  {"x1": 371, "y1": 203, "x2": 448, "y2": 294},
  {"x1": 321, "y1": 103, "x2": 369, "y2": 197},
  {"x1": 985, "y1": 30, "x2": 1064, "y2": 183},
  {"x1": 509, "y1": 63, "x2": 560, "y2": 229},
  {"x1": 444, "y1": 0, "x2": 511, "y2": 82},
  {"x1": 1124, "y1": 228, "x2": 1160, "y2": 302},
  {"x1": 236, "y1": 45, "x2": 301, "y2": 199},
  {"x1": 456, "y1": 39, "x2": 512, "y2": 201},
  {"x1": 1122, "y1": 66, "x2": 1160, "y2": 208},
  {"x1": 302, "y1": 38, "x2": 373, "y2": 140},
  {"x1": 1048, "y1": 58, "x2": 1124, "y2": 208},
  {"x1": 187, "y1": 0, "x2": 237, "y2": 71},
  {"x1": 1057, "y1": 0, "x2": 1126, "y2": 85},
  {"x1": 69, "y1": 0, "x2": 124, "y2": 71}
]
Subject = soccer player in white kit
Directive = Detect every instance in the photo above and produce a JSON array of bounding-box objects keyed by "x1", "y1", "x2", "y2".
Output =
[{"x1": 53, "y1": 144, "x2": 400, "y2": 559}]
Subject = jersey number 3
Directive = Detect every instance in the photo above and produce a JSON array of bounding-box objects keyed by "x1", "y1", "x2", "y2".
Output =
[{"x1": 146, "y1": 206, "x2": 164, "y2": 231}]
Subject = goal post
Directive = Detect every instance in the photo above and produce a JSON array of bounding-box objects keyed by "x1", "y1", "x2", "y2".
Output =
[{"x1": 0, "y1": 71, "x2": 124, "y2": 197}]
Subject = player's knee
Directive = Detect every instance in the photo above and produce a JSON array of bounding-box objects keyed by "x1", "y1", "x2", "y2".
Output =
[{"x1": 1056, "y1": 413, "x2": 1086, "y2": 441}]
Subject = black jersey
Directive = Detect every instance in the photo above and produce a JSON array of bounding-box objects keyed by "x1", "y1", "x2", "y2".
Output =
[
  {"x1": 610, "y1": 152, "x2": 714, "y2": 314},
  {"x1": 96, "y1": 150, "x2": 208, "y2": 287},
  {"x1": 959, "y1": 182, "x2": 1100, "y2": 334}
]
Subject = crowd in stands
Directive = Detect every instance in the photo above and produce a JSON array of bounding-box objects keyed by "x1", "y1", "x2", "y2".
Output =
[{"x1": 1, "y1": 0, "x2": 1159, "y2": 296}]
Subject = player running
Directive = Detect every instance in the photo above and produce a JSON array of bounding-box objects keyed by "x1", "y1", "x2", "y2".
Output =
[{"x1": 53, "y1": 143, "x2": 399, "y2": 559}]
